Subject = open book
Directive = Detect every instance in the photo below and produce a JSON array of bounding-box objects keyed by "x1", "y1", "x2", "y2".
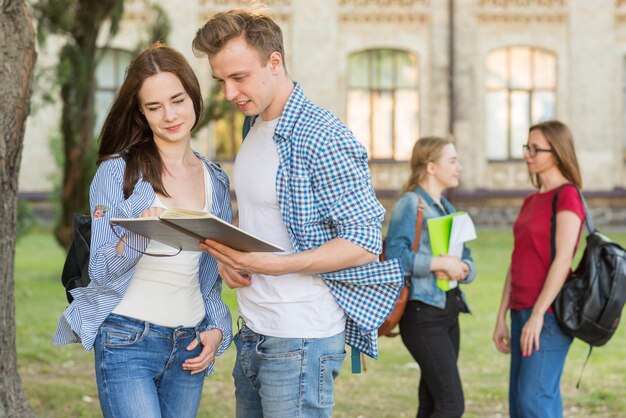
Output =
[{"x1": 111, "y1": 208, "x2": 284, "y2": 253}]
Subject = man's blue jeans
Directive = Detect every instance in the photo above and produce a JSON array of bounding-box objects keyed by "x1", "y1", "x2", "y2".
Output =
[
  {"x1": 94, "y1": 313, "x2": 207, "y2": 418},
  {"x1": 232, "y1": 323, "x2": 346, "y2": 418},
  {"x1": 509, "y1": 309, "x2": 573, "y2": 418}
]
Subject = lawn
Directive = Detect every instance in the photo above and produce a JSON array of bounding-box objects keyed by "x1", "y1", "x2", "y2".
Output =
[{"x1": 14, "y1": 228, "x2": 626, "y2": 417}]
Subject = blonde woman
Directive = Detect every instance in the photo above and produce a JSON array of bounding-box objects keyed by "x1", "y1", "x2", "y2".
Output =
[{"x1": 385, "y1": 137, "x2": 476, "y2": 418}]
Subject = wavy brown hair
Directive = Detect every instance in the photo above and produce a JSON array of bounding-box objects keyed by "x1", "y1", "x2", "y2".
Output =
[
  {"x1": 192, "y1": 8, "x2": 286, "y2": 69},
  {"x1": 403, "y1": 136, "x2": 454, "y2": 193},
  {"x1": 528, "y1": 120, "x2": 582, "y2": 190},
  {"x1": 97, "y1": 42, "x2": 203, "y2": 198}
]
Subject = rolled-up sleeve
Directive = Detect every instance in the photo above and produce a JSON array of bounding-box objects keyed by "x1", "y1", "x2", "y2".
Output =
[
  {"x1": 88, "y1": 159, "x2": 153, "y2": 290},
  {"x1": 460, "y1": 245, "x2": 477, "y2": 284},
  {"x1": 311, "y1": 129, "x2": 385, "y2": 254}
]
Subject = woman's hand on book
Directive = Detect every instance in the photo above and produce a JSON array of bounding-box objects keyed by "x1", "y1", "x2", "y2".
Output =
[
  {"x1": 139, "y1": 206, "x2": 166, "y2": 218},
  {"x1": 437, "y1": 255, "x2": 469, "y2": 281}
]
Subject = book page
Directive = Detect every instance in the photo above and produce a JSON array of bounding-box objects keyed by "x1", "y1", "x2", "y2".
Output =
[
  {"x1": 448, "y1": 213, "x2": 477, "y2": 258},
  {"x1": 160, "y1": 208, "x2": 213, "y2": 219},
  {"x1": 446, "y1": 213, "x2": 477, "y2": 290}
]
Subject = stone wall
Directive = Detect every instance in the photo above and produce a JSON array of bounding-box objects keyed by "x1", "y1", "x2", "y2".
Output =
[{"x1": 18, "y1": 0, "x2": 626, "y2": 196}]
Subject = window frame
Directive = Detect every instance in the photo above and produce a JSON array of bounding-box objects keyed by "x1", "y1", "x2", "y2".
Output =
[
  {"x1": 94, "y1": 48, "x2": 134, "y2": 134},
  {"x1": 347, "y1": 48, "x2": 420, "y2": 162},
  {"x1": 485, "y1": 46, "x2": 557, "y2": 162}
]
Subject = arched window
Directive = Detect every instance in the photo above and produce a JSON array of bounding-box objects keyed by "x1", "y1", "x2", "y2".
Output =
[
  {"x1": 347, "y1": 49, "x2": 419, "y2": 160},
  {"x1": 95, "y1": 48, "x2": 134, "y2": 133},
  {"x1": 485, "y1": 47, "x2": 556, "y2": 160}
]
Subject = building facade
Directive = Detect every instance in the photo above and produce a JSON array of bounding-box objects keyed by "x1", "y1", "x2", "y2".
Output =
[{"x1": 20, "y1": 0, "x2": 626, "y2": 224}]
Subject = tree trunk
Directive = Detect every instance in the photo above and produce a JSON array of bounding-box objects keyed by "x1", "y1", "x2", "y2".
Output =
[{"x1": 0, "y1": 1, "x2": 37, "y2": 417}]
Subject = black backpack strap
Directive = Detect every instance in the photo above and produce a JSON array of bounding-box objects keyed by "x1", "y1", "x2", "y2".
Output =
[
  {"x1": 576, "y1": 345, "x2": 593, "y2": 389},
  {"x1": 550, "y1": 183, "x2": 593, "y2": 261},
  {"x1": 242, "y1": 115, "x2": 255, "y2": 141}
]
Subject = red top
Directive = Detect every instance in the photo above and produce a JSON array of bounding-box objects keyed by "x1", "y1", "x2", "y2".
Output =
[{"x1": 509, "y1": 184, "x2": 585, "y2": 311}]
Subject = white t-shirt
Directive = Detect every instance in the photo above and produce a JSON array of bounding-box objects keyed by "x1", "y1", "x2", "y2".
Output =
[
  {"x1": 112, "y1": 164, "x2": 212, "y2": 327},
  {"x1": 233, "y1": 117, "x2": 346, "y2": 338}
]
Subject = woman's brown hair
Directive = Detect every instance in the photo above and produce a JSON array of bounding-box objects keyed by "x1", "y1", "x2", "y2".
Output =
[
  {"x1": 97, "y1": 42, "x2": 203, "y2": 198},
  {"x1": 528, "y1": 120, "x2": 582, "y2": 190},
  {"x1": 403, "y1": 136, "x2": 454, "y2": 193}
]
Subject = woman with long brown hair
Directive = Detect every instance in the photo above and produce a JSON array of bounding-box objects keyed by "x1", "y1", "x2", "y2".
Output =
[
  {"x1": 493, "y1": 120, "x2": 585, "y2": 418},
  {"x1": 385, "y1": 136, "x2": 476, "y2": 417},
  {"x1": 54, "y1": 43, "x2": 232, "y2": 418}
]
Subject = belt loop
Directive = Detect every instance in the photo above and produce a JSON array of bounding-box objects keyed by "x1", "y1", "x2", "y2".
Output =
[{"x1": 139, "y1": 320, "x2": 150, "y2": 342}]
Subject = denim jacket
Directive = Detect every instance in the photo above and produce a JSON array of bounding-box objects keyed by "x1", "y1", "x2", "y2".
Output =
[{"x1": 384, "y1": 187, "x2": 476, "y2": 311}]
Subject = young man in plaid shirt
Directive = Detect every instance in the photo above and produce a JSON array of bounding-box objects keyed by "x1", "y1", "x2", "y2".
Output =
[{"x1": 194, "y1": 9, "x2": 403, "y2": 417}]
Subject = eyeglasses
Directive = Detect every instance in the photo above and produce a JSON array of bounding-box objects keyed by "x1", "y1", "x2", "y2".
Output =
[{"x1": 522, "y1": 144, "x2": 554, "y2": 157}]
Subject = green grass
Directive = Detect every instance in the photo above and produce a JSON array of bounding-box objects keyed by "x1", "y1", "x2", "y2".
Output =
[{"x1": 14, "y1": 228, "x2": 626, "y2": 417}]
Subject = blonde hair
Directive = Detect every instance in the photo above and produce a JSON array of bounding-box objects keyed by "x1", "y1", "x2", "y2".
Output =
[
  {"x1": 193, "y1": 9, "x2": 286, "y2": 68},
  {"x1": 403, "y1": 136, "x2": 454, "y2": 193},
  {"x1": 528, "y1": 120, "x2": 582, "y2": 189}
]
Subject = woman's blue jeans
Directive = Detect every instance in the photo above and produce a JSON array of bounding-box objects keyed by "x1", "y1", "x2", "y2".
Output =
[
  {"x1": 232, "y1": 323, "x2": 346, "y2": 418},
  {"x1": 509, "y1": 309, "x2": 573, "y2": 418},
  {"x1": 94, "y1": 313, "x2": 207, "y2": 418}
]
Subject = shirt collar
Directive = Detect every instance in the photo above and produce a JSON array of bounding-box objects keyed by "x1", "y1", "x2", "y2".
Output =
[
  {"x1": 414, "y1": 186, "x2": 450, "y2": 215},
  {"x1": 274, "y1": 81, "x2": 305, "y2": 141}
]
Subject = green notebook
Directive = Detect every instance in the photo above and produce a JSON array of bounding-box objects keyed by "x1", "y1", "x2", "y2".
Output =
[{"x1": 426, "y1": 212, "x2": 465, "y2": 291}]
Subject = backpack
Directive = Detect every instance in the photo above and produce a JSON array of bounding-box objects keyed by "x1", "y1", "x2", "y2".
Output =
[
  {"x1": 60, "y1": 213, "x2": 92, "y2": 303},
  {"x1": 550, "y1": 184, "x2": 626, "y2": 387},
  {"x1": 550, "y1": 184, "x2": 626, "y2": 347},
  {"x1": 59, "y1": 211, "x2": 179, "y2": 303}
]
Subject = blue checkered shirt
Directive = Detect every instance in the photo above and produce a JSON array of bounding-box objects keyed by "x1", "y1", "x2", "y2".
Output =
[{"x1": 253, "y1": 82, "x2": 404, "y2": 359}]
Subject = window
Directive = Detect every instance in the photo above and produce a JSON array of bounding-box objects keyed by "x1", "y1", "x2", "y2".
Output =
[
  {"x1": 95, "y1": 49, "x2": 134, "y2": 134},
  {"x1": 485, "y1": 47, "x2": 556, "y2": 160},
  {"x1": 347, "y1": 49, "x2": 419, "y2": 160}
]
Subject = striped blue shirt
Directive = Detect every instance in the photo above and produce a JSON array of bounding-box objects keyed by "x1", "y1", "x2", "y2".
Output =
[
  {"x1": 54, "y1": 153, "x2": 233, "y2": 375},
  {"x1": 255, "y1": 82, "x2": 404, "y2": 359}
]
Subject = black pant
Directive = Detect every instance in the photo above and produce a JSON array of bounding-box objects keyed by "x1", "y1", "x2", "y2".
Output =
[{"x1": 399, "y1": 290, "x2": 465, "y2": 418}]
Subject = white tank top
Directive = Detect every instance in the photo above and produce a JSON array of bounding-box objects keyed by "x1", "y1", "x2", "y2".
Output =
[
  {"x1": 112, "y1": 165, "x2": 212, "y2": 327},
  {"x1": 233, "y1": 117, "x2": 346, "y2": 338}
]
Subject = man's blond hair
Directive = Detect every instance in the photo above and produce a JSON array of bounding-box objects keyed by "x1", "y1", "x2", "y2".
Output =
[{"x1": 193, "y1": 9, "x2": 286, "y2": 68}]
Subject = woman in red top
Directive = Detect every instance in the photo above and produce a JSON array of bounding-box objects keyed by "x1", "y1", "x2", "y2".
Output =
[{"x1": 493, "y1": 120, "x2": 585, "y2": 418}]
